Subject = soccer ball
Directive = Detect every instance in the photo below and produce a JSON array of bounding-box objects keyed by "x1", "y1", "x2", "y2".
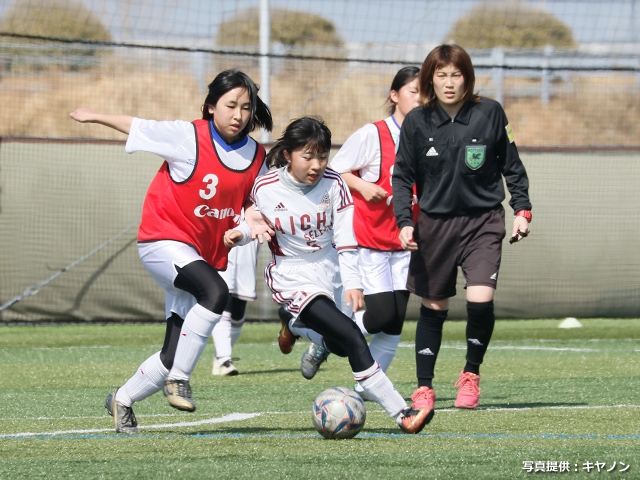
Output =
[{"x1": 312, "y1": 386, "x2": 366, "y2": 439}]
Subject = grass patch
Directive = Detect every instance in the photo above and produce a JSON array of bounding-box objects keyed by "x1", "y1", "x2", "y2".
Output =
[{"x1": 1, "y1": 320, "x2": 638, "y2": 479}]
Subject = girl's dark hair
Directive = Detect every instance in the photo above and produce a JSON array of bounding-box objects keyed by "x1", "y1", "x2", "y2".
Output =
[
  {"x1": 201, "y1": 69, "x2": 273, "y2": 136},
  {"x1": 418, "y1": 44, "x2": 479, "y2": 109},
  {"x1": 386, "y1": 66, "x2": 420, "y2": 115},
  {"x1": 266, "y1": 117, "x2": 332, "y2": 169}
]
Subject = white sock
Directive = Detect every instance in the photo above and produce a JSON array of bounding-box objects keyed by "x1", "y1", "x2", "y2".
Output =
[
  {"x1": 230, "y1": 317, "x2": 244, "y2": 347},
  {"x1": 168, "y1": 304, "x2": 221, "y2": 381},
  {"x1": 116, "y1": 352, "x2": 168, "y2": 406},
  {"x1": 211, "y1": 311, "x2": 233, "y2": 363},
  {"x1": 355, "y1": 363, "x2": 407, "y2": 420},
  {"x1": 290, "y1": 321, "x2": 324, "y2": 346},
  {"x1": 368, "y1": 332, "x2": 401, "y2": 372},
  {"x1": 352, "y1": 310, "x2": 369, "y2": 336}
]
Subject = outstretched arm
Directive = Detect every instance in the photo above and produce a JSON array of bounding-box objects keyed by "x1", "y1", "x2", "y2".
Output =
[{"x1": 69, "y1": 107, "x2": 133, "y2": 135}]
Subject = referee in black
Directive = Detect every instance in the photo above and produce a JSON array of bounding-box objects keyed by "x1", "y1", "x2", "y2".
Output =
[{"x1": 392, "y1": 44, "x2": 532, "y2": 420}]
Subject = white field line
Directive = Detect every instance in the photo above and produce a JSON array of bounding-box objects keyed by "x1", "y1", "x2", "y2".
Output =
[
  {"x1": 31, "y1": 345, "x2": 113, "y2": 350},
  {"x1": 436, "y1": 404, "x2": 640, "y2": 413},
  {"x1": 0, "y1": 412, "x2": 262, "y2": 438},
  {"x1": 2, "y1": 405, "x2": 639, "y2": 439},
  {"x1": 397, "y1": 342, "x2": 599, "y2": 352}
]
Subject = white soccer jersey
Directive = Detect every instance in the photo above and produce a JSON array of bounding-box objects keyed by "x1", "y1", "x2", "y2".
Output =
[
  {"x1": 329, "y1": 116, "x2": 400, "y2": 181},
  {"x1": 126, "y1": 118, "x2": 268, "y2": 182},
  {"x1": 248, "y1": 166, "x2": 361, "y2": 291}
]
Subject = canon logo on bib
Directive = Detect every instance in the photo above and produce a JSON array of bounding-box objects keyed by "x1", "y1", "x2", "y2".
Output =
[{"x1": 194, "y1": 205, "x2": 240, "y2": 223}]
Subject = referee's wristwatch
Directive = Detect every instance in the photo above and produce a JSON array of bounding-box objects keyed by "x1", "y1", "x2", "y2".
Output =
[{"x1": 515, "y1": 210, "x2": 532, "y2": 222}]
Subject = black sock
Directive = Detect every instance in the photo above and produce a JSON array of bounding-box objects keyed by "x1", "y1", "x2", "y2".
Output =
[
  {"x1": 415, "y1": 305, "x2": 448, "y2": 388},
  {"x1": 464, "y1": 300, "x2": 495, "y2": 375}
]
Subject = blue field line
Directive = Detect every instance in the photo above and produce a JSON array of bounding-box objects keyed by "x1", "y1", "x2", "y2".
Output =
[{"x1": 3, "y1": 431, "x2": 639, "y2": 441}]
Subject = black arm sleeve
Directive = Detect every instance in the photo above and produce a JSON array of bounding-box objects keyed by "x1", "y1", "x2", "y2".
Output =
[
  {"x1": 393, "y1": 115, "x2": 418, "y2": 229},
  {"x1": 499, "y1": 110, "x2": 532, "y2": 213}
]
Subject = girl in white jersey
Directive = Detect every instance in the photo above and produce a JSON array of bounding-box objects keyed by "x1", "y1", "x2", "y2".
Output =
[
  {"x1": 329, "y1": 67, "x2": 420, "y2": 397},
  {"x1": 224, "y1": 116, "x2": 431, "y2": 434},
  {"x1": 69, "y1": 69, "x2": 272, "y2": 434}
]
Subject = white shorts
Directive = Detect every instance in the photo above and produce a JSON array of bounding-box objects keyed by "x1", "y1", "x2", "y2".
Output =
[
  {"x1": 138, "y1": 240, "x2": 202, "y2": 319},
  {"x1": 219, "y1": 240, "x2": 259, "y2": 301},
  {"x1": 265, "y1": 248, "x2": 344, "y2": 318},
  {"x1": 358, "y1": 248, "x2": 411, "y2": 295}
]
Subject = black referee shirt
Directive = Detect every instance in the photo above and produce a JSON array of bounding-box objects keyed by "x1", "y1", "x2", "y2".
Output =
[{"x1": 393, "y1": 97, "x2": 531, "y2": 228}]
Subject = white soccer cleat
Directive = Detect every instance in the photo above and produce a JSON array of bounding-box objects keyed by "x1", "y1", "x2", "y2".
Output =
[{"x1": 212, "y1": 357, "x2": 239, "y2": 376}]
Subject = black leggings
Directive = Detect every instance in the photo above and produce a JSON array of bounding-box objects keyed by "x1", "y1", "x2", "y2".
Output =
[
  {"x1": 173, "y1": 260, "x2": 229, "y2": 313},
  {"x1": 299, "y1": 296, "x2": 374, "y2": 373},
  {"x1": 226, "y1": 296, "x2": 248, "y2": 320},
  {"x1": 362, "y1": 290, "x2": 410, "y2": 335},
  {"x1": 159, "y1": 312, "x2": 184, "y2": 369},
  {"x1": 158, "y1": 259, "x2": 229, "y2": 369}
]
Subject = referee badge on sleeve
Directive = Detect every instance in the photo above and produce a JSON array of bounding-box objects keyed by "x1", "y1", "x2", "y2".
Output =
[
  {"x1": 505, "y1": 123, "x2": 515, "y2": 143},
  {"x1": 465, "y1": 145, "x2": 486, "y2": 170}
]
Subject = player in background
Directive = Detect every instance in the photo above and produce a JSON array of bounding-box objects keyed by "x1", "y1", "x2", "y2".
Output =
[
  {"x1": 69, "y1": 69, "x2": 272, "y2": 433},
  {"x1": 211, "y1": 238, "x2": 260, "y2": 376},
  {"x1": 224, "y1": 116, "x2": 433, "y2": 434},
  {"x1": 325, "y1": 66, "x2": 421, "y2": 397},
  {"x1": 393, "y1": 45, "x2": 532, "y2": 419}
]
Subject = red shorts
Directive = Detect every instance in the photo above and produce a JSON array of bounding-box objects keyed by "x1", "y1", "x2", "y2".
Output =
[{"x1": 406, "y1": 207, "x2": 506, "y2": 299}]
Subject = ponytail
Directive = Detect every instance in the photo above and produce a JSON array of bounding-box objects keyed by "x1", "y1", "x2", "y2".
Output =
[
  {"x1": 386, "y1": 66, "x2": 420, "y2": 115},
  {"x1": 266, "y1": 143, "x2": 288, "y2": 169}
]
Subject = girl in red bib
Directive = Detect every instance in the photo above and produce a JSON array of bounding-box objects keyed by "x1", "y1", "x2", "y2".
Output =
[{"x1": 70, "y1": 69, "x2": 272, "y2": 433}]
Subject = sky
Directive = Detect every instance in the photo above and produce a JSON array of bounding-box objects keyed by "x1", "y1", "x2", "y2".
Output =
[
  {"x1": 0, "y1": 0, "x2": 639, "y2": 47},
  {"x1": 213, "y1": 0, "x2": 640, "y2": 45}
]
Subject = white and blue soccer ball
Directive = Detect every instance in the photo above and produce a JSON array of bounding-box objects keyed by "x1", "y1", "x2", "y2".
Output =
[{"x1": 312, "y1": 386, "x2": 366, "y2": 439}]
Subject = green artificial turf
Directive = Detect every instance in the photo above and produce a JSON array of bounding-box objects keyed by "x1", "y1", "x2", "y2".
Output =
[{"x1": 1, "y1": 319, "x2": 638, "y2": 479}]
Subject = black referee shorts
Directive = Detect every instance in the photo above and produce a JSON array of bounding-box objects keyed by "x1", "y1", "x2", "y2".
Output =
[{"x1": 406, "y1": 207, "x2": 506, "y2": 300}]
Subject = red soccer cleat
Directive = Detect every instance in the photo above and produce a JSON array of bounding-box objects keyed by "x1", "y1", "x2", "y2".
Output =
[
  {"x1": 454, "y1": 371, "x2": 481, "y2": 409},
  {"x1": 399, "y1": 386, "x2": 436, "y2": 434},
  {"x1": 277, "y1": 307, "x2": 296, "y2": 354}
]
